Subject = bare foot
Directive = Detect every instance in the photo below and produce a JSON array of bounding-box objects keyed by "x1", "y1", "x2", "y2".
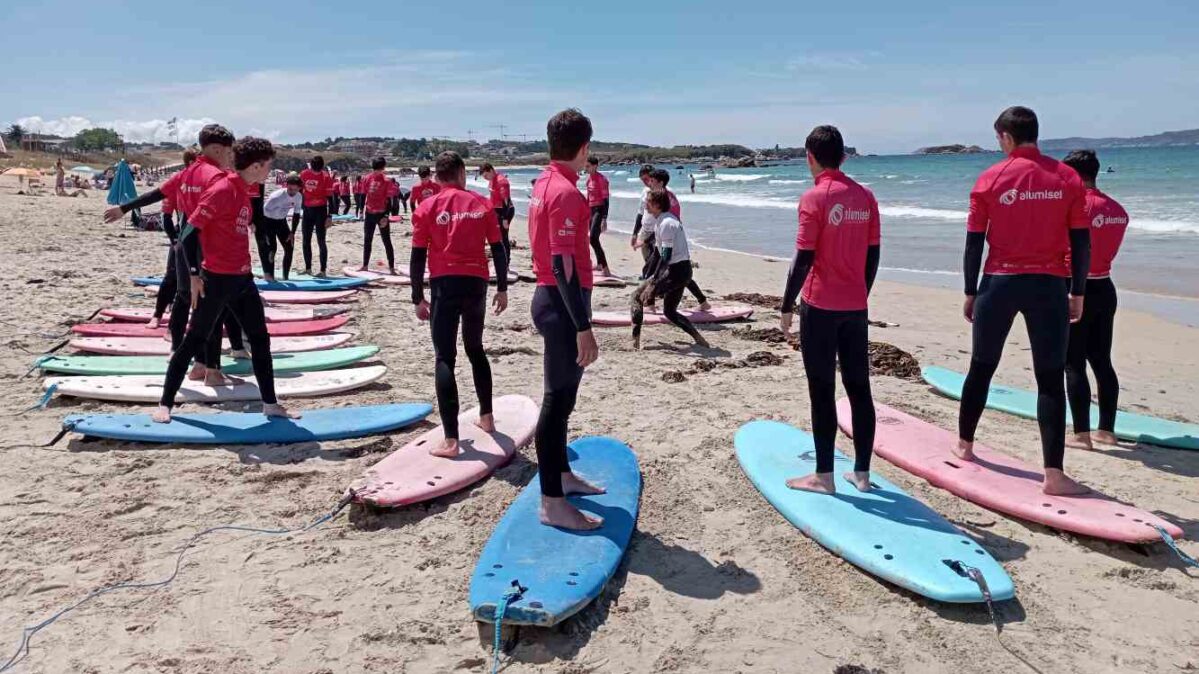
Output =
[
  {"x1": 228, "y1": 349, "x2": 250, "y2": 360},
  {"x1": 699, "y1": 301, "x2": 712, "y2": 312},
  {"x1": 302, "y1": 268, "x2": 312, "y2": 276},
  {"x1": 147, "y1": 316, "x2": 161, "y2": 329},
  {"x1": 786, "y1": 472, "x2": 836, "y2": 494},
  {"x1": 429, "y1": 438, "x2": 460, "y2": 458},
  {"x1": 952, "y1": 439, "x2": 976, "y2": 461},
  {"x1": 262, "y1": 403, "x2": 301, "y2": 419},
  {"x1": 388, "y1": 268, "x2": 397, "y2": 276},
  {"x1": 188, "y1": 363, "x2": 208, "y2": 381},
  {"x1": 561, "y1": 472, "x2": 606, "y2": 496},
  {"x1": 843, "y1": 471, "x2": 873, "y2": 492},
  {"x1": 1043, "y1": 468, "x2": 1090, "y2": 496},
  {"x1": 632, "y1": 335, "x2": 642, "y2": 351},
  {"x1": 1092, "y1": 430, "x2": 1119, "y2": 446},
  {"x1": 601, "y1": 267, "x2": 611, "y2": 276},
  {"x1": 151, "y1": 405, "x2": 173, "y2": 423},
  {"x1": 358, "y1": 265, "x2": 369, "y2": 271},
  {"x1": 475, "y1": 413, "x2": 496, "y2": 433},
  {"x1": 540, "y1": 497, "x2": 603, "y2": 530},
  {"x1": 1066, "y1": 432, "x2": 1095, "y2": 451},
  {"x1": 204, "y1": 371, "x2": 243, "y2": 387}
]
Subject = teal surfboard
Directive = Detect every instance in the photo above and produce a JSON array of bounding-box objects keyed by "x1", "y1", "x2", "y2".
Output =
[
  {"x1": 132, "y1": 275, "x2": 368, "y2": 291},
  {"x1": 63, "y1": 403, "x2": 431, "y2": 444},
  {"x1": 469, "y1": 437, "x2": 641, "y2": 626},
  {"x1": 735, "y1": 420, "x2": 1015, "y2": 603},
  {"x1": 922, "y1": 365, "x2": 1199, "y2": 451},
  {"x1": 36, "y1": 346, "x2": 378, "y2": 376}
]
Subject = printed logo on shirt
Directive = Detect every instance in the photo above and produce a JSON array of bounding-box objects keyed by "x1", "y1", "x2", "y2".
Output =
[
  {"x1": 999, "y1": 189, "x2": 1018, "y2": 206},
  {"x1": 236, "y1": 205, "x2": 251, "y2": 235},
  {"x1": 1092, "y1": 213, "x2": 1128, "y2": 228},
  {"x1": 1000, "y1": 188, "x2": 1063, "y2": 206},
  {"x1": 436, "y1": 209, "x2": 486, "y2": 226},
  {"x1": 827, "y1": 203, "x2": 871, "y2": 227},
  {"x1": 436, "y1": 211, "x2": 451, "y2": 226}
]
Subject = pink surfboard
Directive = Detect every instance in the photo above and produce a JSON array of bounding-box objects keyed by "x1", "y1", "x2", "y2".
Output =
[
  {"x1": 138, "y1": 286, "x2": 359, "y2": 305},
  {"x1": 351, "y1": 394, "x2": 538, "y2": 507},
  {"x1": 71, "y1": 315, "x2": 350, "y2": 338},
  {"x1": 100, "y1": 306, "x2": 343, "y2": 323},
  {"x1": 592, "y1": 304, "x2": 754, "y2": 327},
  {"x1": 836, "y1": 399, "x2": 1183, "y2": 543},
  {"x1": 342, "y1": 267, "x2": 411, "y2": 285},
  {"x1": 69, "y1": 332, "x2": 354, "y2": 356}
]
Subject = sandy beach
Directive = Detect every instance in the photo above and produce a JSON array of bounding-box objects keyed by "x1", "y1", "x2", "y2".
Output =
[{"x1": 1, "y1": 187, "x2": 1197, "y2": 674}]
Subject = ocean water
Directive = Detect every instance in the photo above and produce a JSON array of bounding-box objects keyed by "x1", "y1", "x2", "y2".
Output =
[{"x1": 449, "y1": 145, "x2": 1199, "y2": 311}]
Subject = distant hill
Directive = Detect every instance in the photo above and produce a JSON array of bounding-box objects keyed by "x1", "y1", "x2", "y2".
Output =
[{"x1": 1040, "y1": 129, "x2": 1199, "y2": 151}]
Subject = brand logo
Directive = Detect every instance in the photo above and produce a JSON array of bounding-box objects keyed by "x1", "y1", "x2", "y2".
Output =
[
  {"x1": 436, "y1": 209, "x2": 486, "y2": 226},
  {"x1": 999, "y1": 188, "x2": 1018, "y2": 205},
  {"x1": 999, "y1": 188, "x2": 1063, "y2": 206},
  {"x1": 436, "y1": 211, "x2": 451, "y2": 226},
  {"x1": 1092, "y1": 213, "x2": 1128, "y2": 228},
  {"x1": 828, "y1": 202, "x2": 870, "y2": 226}
]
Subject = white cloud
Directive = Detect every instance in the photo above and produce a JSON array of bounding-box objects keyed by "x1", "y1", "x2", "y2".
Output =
[
  {"x1": 784, "y1": 53, "x2": 874, "y2": 72},
  {"x1": 14, "y1": 115, "x2": 225, "y2": 144}
]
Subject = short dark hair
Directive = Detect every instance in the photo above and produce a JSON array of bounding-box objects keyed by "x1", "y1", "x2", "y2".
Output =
[
  {"x1": 435, "y1": 151, "x2": 465, "y2": 183},
  {"x1": 233, "y1": 137, "x2": 275, "y2": 171},
  {"x1": 547, "y1": 108, "x2": 592, "y2": 161},
  {"x1": 285, "y1": 174, "x2": 302, "y2": 187},
  {"x1": 1062, "y1": 149, "x2": 1100, "y2": 182},
  {"x1": 479, "y1": 162, "x2": 495, "y2": 173},
  {"x1": 639, "y1": 164, "x2": 654, "y2": 176},
  {"x1": 805, "y1": 125, "x2": 845, "y2": 169},
  {"x1": 198, "y1": 124, "x2": 234, "y2": 148},
  {"x1": 650, "y1": 168, "x2": 671, "y2": 186},
  {"x1": 994, "y1": 106, "x2": 1038, "y2": 145},
  {"x1": 587, "y1": 156, "x2": 599, "y2": 166},
  {"x1": 181, "y1": 146, "x2": 199, "y2": 166},
  {"x1": 417, "y1": 166, "x2": 431, "y2": 179},
  {"x1": 311, "y1": 155, "x2": 325, "y2": 171},
  {"x1": 371, "y1": 156, "x2": 386, "y2": 171},
  {"x1": 647, "y1": 189, "x2": 672, "y2": 213}
]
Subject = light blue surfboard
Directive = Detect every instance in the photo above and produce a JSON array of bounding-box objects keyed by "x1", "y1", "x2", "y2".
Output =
[
  {"x1": 63, "y1": 403, "x2": 431, "y2": 444},
  {"x1": 923, "y1": 365, "x2": 1199, "y2": 451},
  {"x1": 132, "y1": 275, "x2": 369, "y2": 291},
  {"x1": 469, "y1": 437, "x2": 641, "y2": 626},
  {"x1": 735, "y1": 420, "x2": 1015, "y2": 603},
  {"x1": 36, "y1": 346, "x2": 378, "y2": 376}
]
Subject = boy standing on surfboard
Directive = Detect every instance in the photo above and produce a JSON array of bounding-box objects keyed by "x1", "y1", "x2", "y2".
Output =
[
  {"x1": 528, "y1": 109, "x2": 605, "y2": 530},
  {"x1": 779, "y1": 125, "x2": 881, "y2": 494},
  {"x1": 359, "y1": 157, "x2": 397, "y2": 274},
  {"x1": 958, "y1": 106, "x2": 1091, "y2": 495},
  {"x1": 153, "y1": 137, "x2": 300, "y2": 424},
  {"x1": 409, "y1": 151, "x2": 509, "y2": 458}
]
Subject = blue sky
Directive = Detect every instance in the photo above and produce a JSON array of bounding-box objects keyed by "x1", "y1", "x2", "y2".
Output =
[{"x1": 4, "y1": 0, "x2": 1197, "y2": 154}]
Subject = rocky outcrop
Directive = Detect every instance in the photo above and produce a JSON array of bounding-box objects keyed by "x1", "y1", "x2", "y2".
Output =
[
  {"x1": 914, "y1": 144, "x2": 988, "y2": 155},
  {"x1": 718, "y1": 156, "x2": 757, "y2": 168}
]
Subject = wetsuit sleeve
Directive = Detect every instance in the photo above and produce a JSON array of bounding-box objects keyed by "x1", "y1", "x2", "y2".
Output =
[
  {"x1": 632, "y1": 213, "x2": 643, "y2": 237},
  {"x1": 1068, "y1": 228, "x2": 1091, "y2": 296},
  {"x1": 865, "y1": 245, "x2": 880, "y2": 294},
  {"x1": 551, "y1": 254, "x2": 592, "y2": 332},
  {"x1": 490, "y1": 242, "x2": 508, "y2": 292},
  {"x1": 780, "y1": 249, "x2": 815, "y2": 313},
  {"x1": 963, "y1": 231, "x2": 985, "y2": 295},
  {"x1": 120, "y1": 188, "x2": 165, "y2": 214},
  {"x1": 291, "y1": 213, "x2": 300, "y2": 232},
  {"x1": 162, "y1": 212, "x2": 178, "y2": 243},
  {"x1": 409, "y1": 247, "x2": 427, "y2": 305}
]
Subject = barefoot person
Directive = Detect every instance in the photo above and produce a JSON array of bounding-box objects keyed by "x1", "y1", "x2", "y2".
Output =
[
  {"x1": 585, "y1": 156, "x2": 611, "y2": 275},
  {"x1": 358, "y1": 157, "x2": 397, "y2": 274},
  {"x1": 631, "y1": 190, "x2": 709, "y2": 350},
  {"x1": 779, "y1": 125, "x2": 881, "y2": 495},
  {"x1": 299, "y1": 156, "x2": 334, "y2": 276},
  {"x1": 153, "y1": 137, "x2": 299, "y2": 424},
  {"x1": 409, "y1": 151, "x2": 509, "y2": 457},
  {"x1": 640, "y1": 168, "x2": 710, "y2": 311},
  {"x1": 479, "y1": 163, "x2": 514, "y2": 264},
  {"x1": 528, "y1": 108, "x2": 604, "y2": 531},
  {"x1": 630, "y1": 164, "x2": 654, "y2": 268},
  {"x1": 959, "y1": 106, "x2": 1092, "y2": 495},
  {"x1": 260, "y1": 174, "x2": 302, "y2": 281},
  {"x1": 352, "y1": 174, "x2": 365, "y2": 218},
  {"x1": 1061, "y1": 150, "x2": 1129, "y2": 450}
]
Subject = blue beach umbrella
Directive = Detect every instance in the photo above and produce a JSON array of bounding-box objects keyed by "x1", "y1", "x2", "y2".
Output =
[{"x1": 106, "y1": 159, "x2": 137, "y2": 206}]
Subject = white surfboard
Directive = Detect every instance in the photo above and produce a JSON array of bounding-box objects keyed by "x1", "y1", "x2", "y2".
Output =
[
  {"x1": 44, "y1": 366, "x2": 387, "y2": 404},
  {"x1": 68, "y1": 333, "x2": 355, "y2": 356}
]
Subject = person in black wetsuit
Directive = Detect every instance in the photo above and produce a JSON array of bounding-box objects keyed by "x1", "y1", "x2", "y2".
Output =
[
  {"x1": 631, "y1": 190, "x2": 709, "y2": 350},
  {"x1": 958, "y1": 106, "x2": 1091, "y2": 496}
]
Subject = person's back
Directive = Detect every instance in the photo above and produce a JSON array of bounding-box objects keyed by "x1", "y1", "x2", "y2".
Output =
[
  {"x1": 798, "y1": 170, "x2": 880, "y2": 312},
  {"x1": 413, "y1": 185, "x2": 497, "y2": 279},
  {"x1": 1082, "y1": 188, "x2": 1128, "y2": 279}
]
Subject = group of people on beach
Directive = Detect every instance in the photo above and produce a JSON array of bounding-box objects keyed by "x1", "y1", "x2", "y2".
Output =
[{"x1": 104, "y1": 103, "x2": 1129, "y2": 530}]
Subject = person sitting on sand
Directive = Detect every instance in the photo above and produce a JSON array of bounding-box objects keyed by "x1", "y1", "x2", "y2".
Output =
[
  {"x1": 359, "y1": 157, "x2": 397, "y2": 274},
  {"x1": 631, "y1": 190, "x2": 709, "y2": 350},
  {"x1": 779, "y1": 124, "x2": 881, "y2": 495},
  {"x1": 153, "y1": 137, "x2": 300, "y2": 424},
  {"x1": 409, "y1": 151, "x2": 509, "y2": 458},
  {"x1": 957, "y1": 106, "x2": 1091, "y2": 496}
]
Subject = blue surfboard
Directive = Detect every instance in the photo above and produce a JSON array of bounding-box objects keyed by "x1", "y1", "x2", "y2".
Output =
[
  {"x1": 735, "y1": 420, "x2": 1015, "y2": 603},
  {"x1": 63, "y1": 403, "x2": 432, "y2": 444},
  {"x1": 132, "y1": 275, "x2": 369, "y2": 292},
  {"x1": 469, "y1": 437, "x2": 641, "y2": 626},
  {"x1": 922, "y1": 365, "x2": 1199, "y2": 451}
]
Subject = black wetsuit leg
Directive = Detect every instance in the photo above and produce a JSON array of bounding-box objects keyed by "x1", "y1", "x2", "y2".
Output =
[
  {"x1": 341, "y1": 195, "x2": 351, "y2": 215},
  {"x1": 800, "y1": 303, "x2": 875, "y2": 473},
  {"x1": 254, "y1": 221, "x2": 274, "y2": 277},
  {"x1": 532, "y1": 285, "x2": 590, "y2": 498},
  {"x1": 658, "y1": 261, "x2": 703, "y2": 341},
  {"x1": 301, "y1": 205, "x2": 322, "y2": 272},
  {"x1": 589, "y1": 204, "x2": 609, "y2": 269},
  {"x1": 362, "y1": 212, "x2": 395, "y2": 269},
  {"x1": 153, "y1": 246, "x2": 178, "y2": 319},
  {"x1": 430, "y1": 276, "x2": 492, "y2": 440},
  {"x1": 1067, "y1": 277, "x2": 1119, "y2": 434}
]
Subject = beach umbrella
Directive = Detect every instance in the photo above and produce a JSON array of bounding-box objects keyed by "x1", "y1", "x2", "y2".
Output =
[
  {"x1": 1, "y1": 167, "x2": 42, "y2": 190},
  {"x1": 70, "y1": 165, "x2": 96, "y2": 176},
  {"x1": 107, "y1": 159, "x2": 137, "y2": 206}
]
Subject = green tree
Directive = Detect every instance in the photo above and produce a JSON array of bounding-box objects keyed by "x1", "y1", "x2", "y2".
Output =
[
  {"x1": 5, "y1": 124, "x2": 25, "y2": 146},
  {"x1": 73, "y1": 127, "x2": 123, "y2": 152}
]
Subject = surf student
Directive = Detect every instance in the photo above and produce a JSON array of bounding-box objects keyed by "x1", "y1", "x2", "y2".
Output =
[
  {"x1": 299, "y1": 155, "x2": 334, "y2": 276},
  {"x1": 326, "y1": 170, "x2": 340, "y2": 217},
  {"x1": 410, "y1": 166, "x2": 441, "y2": 211},
  {"x1": 479, "y1": 163, "x2": 515, "y2": 264},
  {"x1": 409, "y1": 151, "x2": 509, "y2": 458},
  {"x1": 352, "y1": 174, "x2": 366, "y2": 218},
  {"x1": 959, "y1": 106, "x2": 1091, "y2": 495},
  {"x1": 260, "y1": 174, "x2": 302, "y2": 281},
  {"x1": 642, "y1": 168, "x2": 709, "y2": 310},
  {"x1": 387, "y1": 177, "x2": 400, "y2": 217},
  {"x1": 153, "y1": 137, "x2": 300, "y2": 424},
  {"x1": 338, "y1": 175, "x2": 352, "y2": 215},
  {"x1": 398, "y1": 185, "x2": 411, "y2": 214},
  {"x1": 528, "y1": 108, "x2": 605, "y2": 531},
  {"x1": 359, "y1": 157, "x2": 397, "y2": 274},
  {"x1": 779, "y1": 124, "x2": 881, "y2": 495},
  {"x1": 1061, "y1": 149, "x2": 1128, "y2": 451},
  {"x1": 585, "y1": 156, "x2": 611, "y2": 275},
  {"x1": 631, "y1": 189, "x2": 710, "y2": 350},
  {"x1": 630, "y1": 164, "x2": 655, "y2": 261}
]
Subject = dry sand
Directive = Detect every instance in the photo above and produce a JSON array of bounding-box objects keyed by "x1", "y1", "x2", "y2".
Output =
[{"x1": 0, "y1": 186, "x2": 1197, "y2": 674}]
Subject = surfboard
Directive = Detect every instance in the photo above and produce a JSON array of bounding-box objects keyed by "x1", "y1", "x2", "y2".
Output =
[
  {"x1": 63, "y1": 403, "x2": 432, "y2": 445},
  {"x1": 593, "y1": 273, "x2": 628, "y2": 288},
  {"x1": 100, "y1": 306, "x2": 344, "y2": 323},
  {"x1": 922, "y1": 365, "x2": 1199, "y2": 451},
  {"x1": 44, "y1": 365, "x2": 387, "y2": 403},
  {"x1": 36, "y1": 346, "x2": 378, "y2": 376},
  {"x1": 836, "y1": 399, "x2": 1184, "y2": 543},
  {"x1": 132, "y1": 275, "x2": 369, "y2": 291},
  {"x1": 342, "y1": 267, "x2": 410, "y2": 285},
  {"x1": 469, "y1": 436, "x2": 641, "y2": 626},
  {"x1": 352, "y1": 395, "x2": 539, "y2": 507},
  {"x1": 591, "y1": 305, "x2": 754, "y2": 327},
  {"x1": 735, "y1": 420, "x2": 1015, "y2": 603},
  {"x1": 138, "y1": 286, "x2": 360, "y2": 305},
  {"x1": 331, "y1": 213, "x2": 358, "y2": 222},
  {"x1": 69, "y1": 333, "x2": 354, "y2": 356},
  {"x1": 71, "y1": 315, "x2": 350, "y2": 338}
]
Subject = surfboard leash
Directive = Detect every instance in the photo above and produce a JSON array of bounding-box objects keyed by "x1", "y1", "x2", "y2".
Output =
[
  {"x1": 490, "y1": 580, "x2": 527, "y2": 674},
  {"x1": 0, "y1": 489, "x2": 357, "y2": 674},
  {"x1": 1152, "y1": 525, "x2": 1199, "y2": 569},
  {"x1": 944, "y1": 559, "x2": 1046, "y2": 674}
]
